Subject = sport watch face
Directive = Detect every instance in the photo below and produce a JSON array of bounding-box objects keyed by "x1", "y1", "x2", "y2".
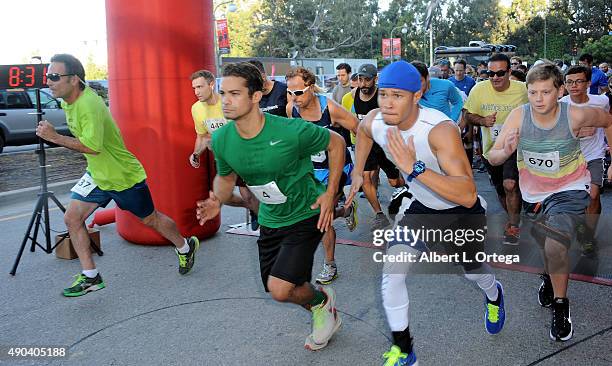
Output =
[{"x1": 413, "y1": 160, "x2": 426, "y2": 174}]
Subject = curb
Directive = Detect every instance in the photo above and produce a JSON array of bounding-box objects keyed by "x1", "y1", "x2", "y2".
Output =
[{"x1": 0, "y1": 179, "x2": 77, "y2": 207}]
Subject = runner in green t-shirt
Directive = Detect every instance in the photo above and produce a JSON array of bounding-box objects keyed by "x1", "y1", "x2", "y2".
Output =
[
  {"x1": 196, "y1": 62, "x2": 344, "y2": 350},
  {"x1": 36, "y1": 54, "x2": 200, "y2": 297}
]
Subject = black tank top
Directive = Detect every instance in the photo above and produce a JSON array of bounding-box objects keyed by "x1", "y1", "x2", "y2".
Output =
[
  {"x1": 353, "y1": 88, "x2": 378, "y2": 122},
  {"x1": 292, "y1": 95, "x2": 352, "y2": 169}
]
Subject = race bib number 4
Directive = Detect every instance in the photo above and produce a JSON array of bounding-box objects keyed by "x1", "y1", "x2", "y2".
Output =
[
  {"x1": 71, "y1": 173, "x2": 98, "y2": 197},
  {"x1": 523, "y1": 150, "x2": 560, "y2": 173},
  {"x1": 247, "y1": 181, "x2": 287, "y2": 204}
]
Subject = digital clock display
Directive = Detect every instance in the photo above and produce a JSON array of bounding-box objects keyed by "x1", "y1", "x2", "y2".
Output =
[{"x1": 0, "y1": 64, "x2": 50, "y2": 89}]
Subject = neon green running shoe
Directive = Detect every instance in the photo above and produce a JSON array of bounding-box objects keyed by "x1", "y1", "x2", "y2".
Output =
[
  {"x1": 175, "y1": 236, "x2": 200, "y2": 275},
  {"x1": 304, "y1": 287, "x2": 342, "y2": 351},
  {"x1": 63, "y1": 273, "x2": 105, "y2": 297}
]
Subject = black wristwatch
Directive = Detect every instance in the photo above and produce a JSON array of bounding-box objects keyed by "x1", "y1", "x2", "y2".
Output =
[{"x1": 406, "y1": 160, "x2": 426, "y2": 182}]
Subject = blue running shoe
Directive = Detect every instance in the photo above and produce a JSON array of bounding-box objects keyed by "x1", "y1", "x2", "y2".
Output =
[
  {"x1": 485, "y1": 281, "x2": 505, "y2": 335},
  {"x1": 382, "y1": 345, "x2": 418, "y2": 366}
]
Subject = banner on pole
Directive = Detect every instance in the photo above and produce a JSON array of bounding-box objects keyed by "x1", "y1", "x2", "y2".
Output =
[
  {"x1": 216, "y1": 19, "x2": 231, "y2": 55},
  {"x1": 382, "y1": 38, "x2": 392, "y2": 59}
]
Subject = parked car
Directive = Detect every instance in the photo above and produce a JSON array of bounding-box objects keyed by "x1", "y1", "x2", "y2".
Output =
[{"x1": 0, "y1": 88, "x2": 70, "y2": 153}]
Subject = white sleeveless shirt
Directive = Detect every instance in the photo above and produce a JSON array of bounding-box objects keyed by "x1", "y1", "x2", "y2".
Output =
[{"x1": 370, "y1": 107, "x2": 459, "y2": 210}]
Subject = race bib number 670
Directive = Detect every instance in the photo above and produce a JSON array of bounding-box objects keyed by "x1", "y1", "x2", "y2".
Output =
[{"x1": 523, "y1": 150, "x2": 560, "y2": 173}]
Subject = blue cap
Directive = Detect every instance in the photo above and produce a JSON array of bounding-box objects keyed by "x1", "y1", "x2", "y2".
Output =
[{"x1": 378, "y1": 61, "x2": 421, "y2": 92}]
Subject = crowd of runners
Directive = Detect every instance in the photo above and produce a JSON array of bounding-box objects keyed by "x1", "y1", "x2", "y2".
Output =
[{"x1": 35, "y1": 51, "x2": 612, "y2": 366}]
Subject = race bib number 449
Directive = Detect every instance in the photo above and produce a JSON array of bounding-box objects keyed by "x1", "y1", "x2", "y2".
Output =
[{"x1": 523, "y1": 150, "x2": 560, "y2": 173}]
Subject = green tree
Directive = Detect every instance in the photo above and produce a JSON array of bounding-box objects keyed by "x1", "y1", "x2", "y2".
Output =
[
  {"x1": 253, "y1": 0, "x2": 377, "y2": 58},
  {"x1": 582, "y1": 35, "x2": 612, "y2": 63},
  {"x1": 226, "y1": 0, "x2": 258, "y2": 57},
  {"x1": 84, "y1": 54, "x2": 108, "y2": 80}
]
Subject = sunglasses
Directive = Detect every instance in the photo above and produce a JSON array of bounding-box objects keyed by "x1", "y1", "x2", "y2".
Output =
[
  {"x1": 287, "y1": 86, "x2": 310, "y2": 96},
  {"x1": 511, "y1": 62, "x2": 519, "y2": 66},
  {"x1": 486, "y1": 70, "x2": 507, "y2": 78},
  {"x1": 46, "y1": 73, "x2": 75, "y2": 82}
]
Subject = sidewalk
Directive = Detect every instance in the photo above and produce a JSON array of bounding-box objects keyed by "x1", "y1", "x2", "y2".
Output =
[{"x1": 0, "y1": 173, "x2": 610, "y2": 365}]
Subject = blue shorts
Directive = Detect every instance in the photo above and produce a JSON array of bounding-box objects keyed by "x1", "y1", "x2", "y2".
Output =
[
  {"x1": 71, "y1": 179, "x2": 155, "y2": 218},
  {"x1": 314, "y1": 164, "x2": 353, "y2": 185}
]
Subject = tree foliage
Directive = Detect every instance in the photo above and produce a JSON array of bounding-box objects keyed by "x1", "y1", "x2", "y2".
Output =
[{"x1": 228, "y1": 0, "x2": 611, "y2": 64}]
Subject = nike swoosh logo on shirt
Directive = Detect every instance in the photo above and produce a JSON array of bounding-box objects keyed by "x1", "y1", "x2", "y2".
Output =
[{"x1": 270, "y1": 140, "x2": 281, "y2": 146}]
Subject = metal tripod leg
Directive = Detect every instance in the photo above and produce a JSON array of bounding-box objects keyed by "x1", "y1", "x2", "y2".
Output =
[{"x1": 11, "y1": 196, "x2": 45, "y2": 275}]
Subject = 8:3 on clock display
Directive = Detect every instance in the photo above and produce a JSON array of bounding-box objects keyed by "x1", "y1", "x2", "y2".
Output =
[{"x1": 0, "y1": 64, "x2": 50, "y2": 89}]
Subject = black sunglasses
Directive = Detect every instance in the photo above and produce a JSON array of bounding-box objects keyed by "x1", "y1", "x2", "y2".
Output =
[
  {"x1": 486, "y1": 70, "x2": 507, "y2": 78},
  {"x1": 46, "y1": 73, "x2": 75, "y2": 82}
]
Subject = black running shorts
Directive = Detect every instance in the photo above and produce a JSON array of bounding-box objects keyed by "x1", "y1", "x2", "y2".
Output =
[{"x1": 257, "y1": 214, "x2": 324, "y2": 291}]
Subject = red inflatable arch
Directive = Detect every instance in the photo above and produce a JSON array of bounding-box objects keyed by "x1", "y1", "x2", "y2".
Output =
[{"x1": 106, "y1": 0, "x2": 220, "y2": 244}]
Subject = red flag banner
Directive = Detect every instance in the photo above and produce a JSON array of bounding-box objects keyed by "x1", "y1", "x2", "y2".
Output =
[
  {"x1": 216, "y1": 19, "x2": 231, "y2": 54},
  {"x1": 382, "y1": 38, "x2": 392, "y2": 60},
  {"x1": 392, "y1": 38, "x2": 401, "y2": 58}
]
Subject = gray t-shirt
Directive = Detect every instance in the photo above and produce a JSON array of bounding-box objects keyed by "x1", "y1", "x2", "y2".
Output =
[{"x1": 331, "y1": 83, "x2": 352, "y2": 105}]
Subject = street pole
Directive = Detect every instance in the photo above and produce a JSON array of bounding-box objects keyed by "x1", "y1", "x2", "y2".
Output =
[
  {"x1": 429, "y1": 23, "x2": 433, "y2": 67},
  {"x1": 544, "y1": 15, "x2": 547, "y2": 59},
  {"x1": 212, "y1": 1, "x2": 236, "y2": 76}
]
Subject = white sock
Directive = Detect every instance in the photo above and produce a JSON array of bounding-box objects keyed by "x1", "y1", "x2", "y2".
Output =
[
  {"x1": 177, "y1": 241, "x2": 190, "y2": 254},
  {"x1": 82, "y1": 269, "x2": 98, "y2": 278},
  {"x1": 465, "y1": 272, "x2": 498, "y2": 301}
]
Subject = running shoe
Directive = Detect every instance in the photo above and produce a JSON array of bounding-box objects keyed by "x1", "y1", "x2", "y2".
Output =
[
  {"x1": 372, "y1": 212, "x2": 391, "y2": 231},
  {"x1": 538, "y1": 273, "x2": 553, "y2": 308},
  {"x1": 304, "y1": 287, "x2": 342, "y2": 351},
  {"x1": 484, "y1": 281, "x2": 505, "y2": 335},
  {"x1": 503, "y1": 223, "x2": 520, "y2": 245},
  {"x1": 63, "y1": 273, "x2": 105, "y2": 297},
  {"x1": 175, "y1": 236, "x2": 200, "y2": 275},
  {"x1": 382, "y1": 345, "x2": 418, "y2": 366},
  {"x1": 344, "y1": 200, "x2": 358, "y2": 231},
  {"x1": 315, "y1": 263, "x2": 338, "y2": 285},
  {"x1": 550, "y1": 297, "x2": 573, "y2": 341},
  {"x1": 388, "y1": 186, "x2": 412, "y2": 217}
]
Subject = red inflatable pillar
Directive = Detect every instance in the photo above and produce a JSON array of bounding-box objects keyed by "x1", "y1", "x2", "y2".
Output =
[{"x1": 105, "y1": 0, "x2": 220, "y2": 244}]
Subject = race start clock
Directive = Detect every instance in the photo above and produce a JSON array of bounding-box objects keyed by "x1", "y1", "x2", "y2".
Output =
[{"x1": 0, "y1": 64, "x2": 49, "y2": 89}]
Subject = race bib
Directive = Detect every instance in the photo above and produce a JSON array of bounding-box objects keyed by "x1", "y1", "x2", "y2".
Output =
[
  {"x1": 523, "y1": 150, "x2": 560, "y2": 173},
  {"x1": 205, "y1": 118, "x2": 226, "y2": 133},
  {"x1": 247, "y1": 181, "x2": 287, "y2": 204},
  {"x1": 311, "y1": 151, "x2": 326, "y2": 163},
  {"x1": 490, "y1": 124, "x2": 502, "y2": 141},
  {"x1": 71, "y1": 173, "x2": 97, "y2": 197}
]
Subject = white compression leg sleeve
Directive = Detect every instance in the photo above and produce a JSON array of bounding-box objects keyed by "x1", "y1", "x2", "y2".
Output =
[
  {"x1": 464, "y1": 264, "x2": 498, "y2": 301},
  {"x1": 382, "y1": 273, "x2": 409, "y2": 331}
]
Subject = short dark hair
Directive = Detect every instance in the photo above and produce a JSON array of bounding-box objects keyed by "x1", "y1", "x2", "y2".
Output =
[
  {"x1": 488, "y1": 53, "x2": 511, "y2": 70},
  {"x1": 565, "y1": 65, "x2": 591, "y2": 81},
  {"x1": 578, "y1": 53, "x2": 593, "y2": 65},
  {"x1": 247, "y1": 59, "x2": 265, "y2": 73},
  {"x1": 517, "y1": 64, "x2": 528, "y2": 73},
  {"x1": 453, "y1": 59, "x2": 467, "y2": 68},
  {"x1": 350, "y1": 73, "x2": 358, "y2": 81},
  {"x1": 336, "y1": 63, "x2": 352, "y2": 73},
  {"x1": 411, "y1": 60, "x2": 429, "y2": 78},
  {"x1": 222, "y1": 62, "x2": 264, "y2": 96},
  {"x1": 510, "y1": 70, "x2": 526, "y2": 82},
  {"x1": 190, "y1": 69, "x2": 215, "y2": 83},
  {"x1": 50, "y1": 53, "x2": 86, "y2": 90},
  {"x1": 478, "y1": 61, "x2": 487, "y2": 68}
]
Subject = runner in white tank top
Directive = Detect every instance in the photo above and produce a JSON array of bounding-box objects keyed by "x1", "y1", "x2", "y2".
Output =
[
  {"x1": 560, "y1": 65, "x2": 611, "y2": 254},
  {"x1": 345, "y1": 61, "x2": 506, "y2": 366}
]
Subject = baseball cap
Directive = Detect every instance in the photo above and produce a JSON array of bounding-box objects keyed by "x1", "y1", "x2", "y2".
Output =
[
  {"x1": 357, "y1": 64, "x2": 377, "y2": 78},
  {"x1": 378, "y1": 61, "x2": 421, "y2": 92}
]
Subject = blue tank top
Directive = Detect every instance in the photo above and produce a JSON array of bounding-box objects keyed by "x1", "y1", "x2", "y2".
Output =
[{"x1": 292, "y1": 95, "x2": 352, "y2": 169}]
